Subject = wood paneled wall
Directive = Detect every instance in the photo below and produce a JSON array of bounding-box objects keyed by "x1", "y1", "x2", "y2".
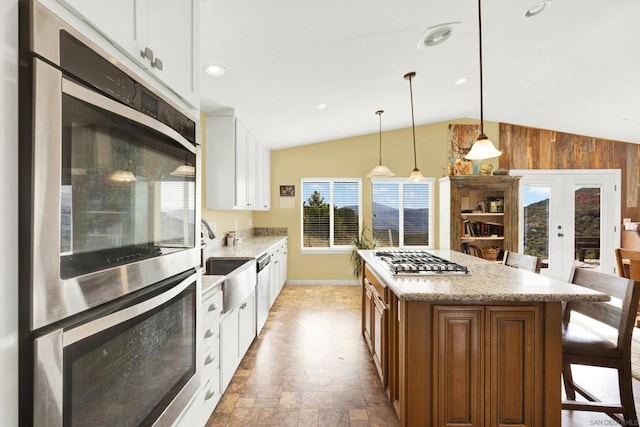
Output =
[{"x1": 499, "y1": 123, "x2": 640, "y2": 220}]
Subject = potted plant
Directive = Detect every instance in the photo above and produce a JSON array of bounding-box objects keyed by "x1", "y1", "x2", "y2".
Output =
[{"x1": 350, "y1": 225, "x2": 377, "y2": 278}]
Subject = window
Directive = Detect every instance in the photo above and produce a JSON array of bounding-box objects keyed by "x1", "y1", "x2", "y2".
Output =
[
  {"x1": 372, "y1": 178, "x2": 434, "y2": 247},
  {"x1": 301, "y1": 179, "x2": 361, "y2": 250}
]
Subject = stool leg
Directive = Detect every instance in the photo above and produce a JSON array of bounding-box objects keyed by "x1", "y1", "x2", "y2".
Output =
[
  {"x1": 563, "y1": 360, "x2": 576, "y2": 400},
  {"x1": 619, "y1": 364, "x2": 638, "y2": 424}
]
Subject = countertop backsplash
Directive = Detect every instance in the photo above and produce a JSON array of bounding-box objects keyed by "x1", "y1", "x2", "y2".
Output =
[{"x1": 203, "y1": 226, "x2": 288, "y2": 251}]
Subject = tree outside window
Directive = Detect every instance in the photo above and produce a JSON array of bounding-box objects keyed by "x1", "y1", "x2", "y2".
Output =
[{"x1": 302, "y1": 179, "x2": 361, "y2": 249}]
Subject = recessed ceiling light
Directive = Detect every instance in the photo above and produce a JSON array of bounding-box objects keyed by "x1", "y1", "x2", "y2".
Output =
[
  {"x1": 316, "y1": 103, "x2": 328, "y2": 110},
  {"x1": 524, "y1": 1, "x2": 552, "y2": 18},
  {"x1": 454, "y1": 77, "x2": 469, "y2": 86},
  {"x1": 417, "y1": 22, "x2": 461, "y2": 48},
  {"x1": 204, "y1": 64, "x2": 226, "y2": 76}
]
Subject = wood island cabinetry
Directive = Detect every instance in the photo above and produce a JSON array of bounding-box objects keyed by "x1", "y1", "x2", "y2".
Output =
[
  {"x1": 357, "y1": 249, "x2": 609, "y2": 427},
  {"x1": 439, "y1": 176, "x2": 520, "y2": 261},
  {"x1": 361, "y1": 265, "x2": 388, "y2": 386}
]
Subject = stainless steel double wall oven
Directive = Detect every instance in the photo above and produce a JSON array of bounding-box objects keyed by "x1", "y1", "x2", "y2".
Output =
[{"x1": 19, "y1": 2, "x2": 201, "y2": 425}]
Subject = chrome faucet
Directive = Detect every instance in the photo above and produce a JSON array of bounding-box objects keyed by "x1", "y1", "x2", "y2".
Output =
[{"x1": 201, "y1": 219, "x2": 215, "y2": 240}]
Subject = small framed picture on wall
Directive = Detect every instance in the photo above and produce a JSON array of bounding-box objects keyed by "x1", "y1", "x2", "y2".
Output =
[{"x1": 279, "y1": 185, "x2": 295, "y2": 197}]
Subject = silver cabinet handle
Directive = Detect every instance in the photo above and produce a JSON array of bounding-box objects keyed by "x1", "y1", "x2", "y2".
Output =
[
  {"x1": 151, "y1": 57, "x2": 163, "y2": 71},
  {"x1": 204, "y1": 354, "x2": 215, "y2": 365},
  {"x1": 140, "y1": 46, "x2": 154, "y2": 61},
  {"x1": 240, "y1": 302, "x2": 247, "y2": 310},
  {"x1": 204, "y1": 387, "x2": 217, "y2": 400},
  {"x1": 204, "y1": 328, "x2": 215, "y2": 338},
  {"x1": 208, "y1": 303, "x2": 218, "y2": 312}
]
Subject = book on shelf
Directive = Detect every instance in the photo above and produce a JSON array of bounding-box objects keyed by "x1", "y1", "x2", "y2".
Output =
[{"x1": 462, "y1": 219, "x2": 504, "y2": 238}]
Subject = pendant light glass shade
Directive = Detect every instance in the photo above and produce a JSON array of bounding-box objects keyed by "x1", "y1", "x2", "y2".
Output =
[
  {"x1": 404, "y1": 72, "x2": 425, "y2": 181},
  {"x1": 464, "y1": 0, "x2": 502, "y2": 161},
  {"x1": 367, "y1": 110, "x2": 395, "y2": 178},
  {"x1": 465, "y1": 134, "x2": 502, "y2": 160},
  {"x1": 408, "y1": 168, "x2": 425, "y2": 182}
]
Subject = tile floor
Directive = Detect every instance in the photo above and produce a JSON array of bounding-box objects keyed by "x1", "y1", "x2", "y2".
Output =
[{"x1": 207, "y1": 285, "x2": 640, "y2": 426}]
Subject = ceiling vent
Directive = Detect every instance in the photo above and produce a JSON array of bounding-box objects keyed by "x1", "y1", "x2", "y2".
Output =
[{"x1": 417, "y1": 22, "x2": 461, "y2": 48}]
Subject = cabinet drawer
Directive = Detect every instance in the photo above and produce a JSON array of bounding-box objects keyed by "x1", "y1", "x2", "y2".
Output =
[
  {"x1": 195, "y1": 370, "x2": 221, "y2": 426},
  {"x1": 202, "y1": 291, "x2": 223, "y2": 327},
  {"x1": 202, "y1": 337, "x2": 220, "y2": 381},
  {"x1": 364, "y1": 265, "x2": 387, "y2": 303},
  {"x1": 202, "y1": 320, "x2": 219, "y2": 347}
]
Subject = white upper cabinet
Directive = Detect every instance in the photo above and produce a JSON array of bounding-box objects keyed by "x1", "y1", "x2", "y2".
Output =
[
  {"x1": 206, "y1": 114, "x2": 271, "y2": 211},
  {"x1": 56, "y1": 0, "x2": 199, "y2": 108},
  {"x1": 257, "y1": 144, "x2": 271, "y2": 210}
]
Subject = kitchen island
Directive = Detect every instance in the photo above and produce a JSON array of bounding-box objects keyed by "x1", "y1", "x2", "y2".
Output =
[{"x1": 358, "y1": 249, "x2": 609, "y2": 427}]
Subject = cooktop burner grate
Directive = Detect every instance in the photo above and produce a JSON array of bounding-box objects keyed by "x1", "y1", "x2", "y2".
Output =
[{"x1": 375, "y1": 250, "x2": 469, "y2": 275}]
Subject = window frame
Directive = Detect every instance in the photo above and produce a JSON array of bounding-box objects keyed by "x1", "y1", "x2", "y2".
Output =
[
  {"x1": 300, "y1": 178, "x2": 362, "y2": 253},
  {"x1": 371, "y1": 177, "x2": 435, "y2": 248}
]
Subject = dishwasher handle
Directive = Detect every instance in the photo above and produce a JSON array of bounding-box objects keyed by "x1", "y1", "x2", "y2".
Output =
[{"x1": 256, "y1": 254, "x2": 271, "y2": 273}]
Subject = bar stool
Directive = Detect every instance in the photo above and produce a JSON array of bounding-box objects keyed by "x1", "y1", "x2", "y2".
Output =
[{"x1": 502, "y1": 251, "x2": 542, "y2": 273}]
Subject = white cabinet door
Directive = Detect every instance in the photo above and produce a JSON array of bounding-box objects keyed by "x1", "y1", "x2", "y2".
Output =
[
  {"x1": 144, "y1": 0, "x2": 198, "y2": 106},
  {"x1": 219, "y1": 308, "x2": 239, "y2": 392},
  {"x1": 279, "y1": 241, "x2": 287, "y2": 290},
  {"x1": 59, "y1": 0, "x2": 141, "y2": 56},
  {"x1": 269, "y1": 249, "x2": 278, "y2": 307},
  {"x1": 238, "y1": 290, "x2": 256, "y2": 356},
  {"x1": 256, "y1": 144, "x2": 271, "y2": 210},
  {"x1": 245, "y1": 132, "x2": 258, "y2": 209},
  {"x1": 234, "y1": 120, "x2": 249, "y2": 208},
  {"x1": 56, "y1": 0, "x2": 198, "y2": 107}
]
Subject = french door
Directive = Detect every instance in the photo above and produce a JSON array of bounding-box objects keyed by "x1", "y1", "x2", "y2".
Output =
[{"x1": 511, "y1": 170, "x2": 620, "y2": 281}]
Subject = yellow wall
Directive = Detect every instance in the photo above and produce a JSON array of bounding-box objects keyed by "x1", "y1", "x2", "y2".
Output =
[
  {"x1": 254, "y1": 118, "x2": 499, "y2": 283},
  {"x1": 200, "y1": 112, "x2": 255, "y2": 238}
]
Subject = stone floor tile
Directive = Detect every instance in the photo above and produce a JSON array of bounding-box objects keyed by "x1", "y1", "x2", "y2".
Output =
[
  {"x1": 279, "y1": 391, "x2": 302, "y2": 409},
  {"x1": 317, "y1": 408, "x2": 350, "y2": 427},
  {"x1": 300, "y1": 391, "x2": 334, "y2": 409},
  {"x1": 216, "y1": 392, "x2": 240, "y2": 413},
  {"x1": 348, "y1": 408, "x2": 369, "y2": 421},
  {"x1": 235, "y1": 397, "x2": 255, "y2": 408}
]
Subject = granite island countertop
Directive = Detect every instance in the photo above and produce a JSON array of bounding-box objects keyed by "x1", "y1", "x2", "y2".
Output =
[
  {"x1": 359, "y1": 249, "x2": 610, "y2": 303},
  {"x1": 203, "y1": 235, "x2": 287, "y2": 261}
]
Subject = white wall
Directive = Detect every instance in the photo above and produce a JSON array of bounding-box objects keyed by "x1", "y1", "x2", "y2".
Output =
[{"x1": 1, "y1": 0, "x2": 19, "y2": 424}]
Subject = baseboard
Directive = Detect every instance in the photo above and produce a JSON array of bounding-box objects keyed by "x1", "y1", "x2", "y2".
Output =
[{"x1": 284, "y1": 280, "x2": 359, "y2": 286}]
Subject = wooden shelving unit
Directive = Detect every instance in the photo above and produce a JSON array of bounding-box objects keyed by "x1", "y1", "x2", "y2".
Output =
[{"x1": 438, "y1": 175, "x2": 521, "y2": 261}]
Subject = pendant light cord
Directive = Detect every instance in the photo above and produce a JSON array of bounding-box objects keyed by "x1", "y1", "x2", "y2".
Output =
[
  {"x1": 408, "y1": 74, "x2": 418, "y2": 169},
  {"x1": 376, "y1": 110, "x2": 383, "y2": 165},
  {"x1": 478, "y1": 0, "x2": 485, "y2": 136}
]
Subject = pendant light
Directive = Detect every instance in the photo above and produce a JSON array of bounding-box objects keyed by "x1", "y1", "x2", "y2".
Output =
[
  {"x1": 404, "y1": 72, "x2": 425, "y2": 182},
  {"x1": 465, "y1": 0, "x2": 502, "y2": 161},
  {"x1": 367, "y1": 110, "x2": 395, "y2": 178}
]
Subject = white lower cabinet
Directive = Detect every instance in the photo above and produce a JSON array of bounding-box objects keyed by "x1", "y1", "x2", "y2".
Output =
[
  {"x1": 178, "y1": 283, "x2": 222, "y2": 426},
  {"x1": 220, "y1": 289, "x2": 256, "y2": 392},
  {"x1": 268, "y1": 239, "x2": 288, "y2": 308}
]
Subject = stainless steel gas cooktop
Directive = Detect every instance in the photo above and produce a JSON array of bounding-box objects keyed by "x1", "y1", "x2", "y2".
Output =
[{"x1": 375, "y1": 250, "x2": 469, "y2": 276}]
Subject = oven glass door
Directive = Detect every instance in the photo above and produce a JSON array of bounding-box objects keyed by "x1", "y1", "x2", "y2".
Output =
[
  {"x1": 62, "y1": 274, "x2": 196, "y2": 426},
  {"x1": 61, "y1": 93, "x2": 196, "y2": 279}
]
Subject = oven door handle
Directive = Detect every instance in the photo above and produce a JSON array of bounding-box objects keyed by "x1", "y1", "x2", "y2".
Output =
[
  {"x1": 61, "y1": 77, "x2": 195, "y2": 153},
  {"x1": 62, "y1": 272, "x2": 195, "y2": 347}
]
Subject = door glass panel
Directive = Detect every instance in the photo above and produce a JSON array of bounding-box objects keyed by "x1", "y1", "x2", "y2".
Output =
[
  {"x1": 61, "y1": 94, "x2": 196, "y2": 278},
  {"x1": 64, "y1": 279, "x2": 196, "y2": 426},
  {"x1": 574, "y1": 186, "x2": 601, "y2": 269},
  {"x1": 523, "y1": 185, "x2": 550, "y2": 269}
]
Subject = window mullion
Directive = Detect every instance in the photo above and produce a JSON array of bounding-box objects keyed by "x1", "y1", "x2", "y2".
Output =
[
  {"x1": 329, "y1": 180, "x2": 335, "y2": 247},
  {"x1": 398, "y1": 182, "x2": 405, "y2": 247}
]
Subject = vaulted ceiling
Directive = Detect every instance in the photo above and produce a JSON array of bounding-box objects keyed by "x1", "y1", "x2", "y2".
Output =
[{"x1": 199, "y1": 0, "x2": 640, "y2": 150}]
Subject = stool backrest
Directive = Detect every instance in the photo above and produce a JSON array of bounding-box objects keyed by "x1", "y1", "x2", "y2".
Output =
[
  {"x1": 565, "y1": 266, "x2": 639, "y2": 353},
  {"x1": 502, "y1": 251, "x2": 541, "y2": 273}
]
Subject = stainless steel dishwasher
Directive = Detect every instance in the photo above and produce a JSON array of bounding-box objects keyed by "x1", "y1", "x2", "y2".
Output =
[{"x1": 256, "y1": 253, "x2": 271, "y2": 335}]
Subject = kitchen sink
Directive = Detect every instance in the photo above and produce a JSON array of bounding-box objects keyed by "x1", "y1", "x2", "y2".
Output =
[{"x1": 205, "y1": 258, "x2": 256, "y2": 313}]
